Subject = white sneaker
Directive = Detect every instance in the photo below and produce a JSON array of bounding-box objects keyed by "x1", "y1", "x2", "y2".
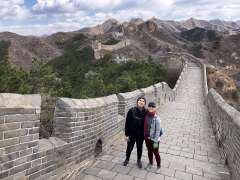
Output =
[{"x1": 145, "y1": 163, "x2": 153, "y2": 170}]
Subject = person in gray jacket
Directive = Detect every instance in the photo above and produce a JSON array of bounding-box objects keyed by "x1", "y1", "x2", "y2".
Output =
[{"x1": 144, "y1": 101, "x2": 161, "y2": 169}]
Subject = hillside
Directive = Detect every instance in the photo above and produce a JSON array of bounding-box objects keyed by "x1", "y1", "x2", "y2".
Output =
[
  {"x1": 1, "y1": 18, "x2": 240, "y2": 69},
  {"x1": 0, "y1": 17, "x2": 240, "y2": 111}
]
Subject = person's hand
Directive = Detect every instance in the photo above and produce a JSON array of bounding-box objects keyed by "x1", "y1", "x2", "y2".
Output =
[
  {"x1": 125, "y1": 136, "x2": 129, "y2": 142},
  {"x1": 153, "y1": 142, "x2": 158, "y2": 149}
]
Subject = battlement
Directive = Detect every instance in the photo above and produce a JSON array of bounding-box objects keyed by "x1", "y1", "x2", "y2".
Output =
[
  {"x1": 3, "y1": 54, "x2": 239, "y2": 180},
  {"x1": 92, "y1": 39, "x2": 131, "y2": 59},
  {"x1": 0, "y1": 58, "x2": 188, "y2": 180}
]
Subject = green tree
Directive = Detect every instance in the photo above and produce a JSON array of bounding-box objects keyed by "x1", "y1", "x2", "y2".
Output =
[
  {"x1": 115, "y1": 71, "x2": 137, "y2": 92},
  {"x1": 81, "y1": 72, "x2": 106, "y2": 98}
]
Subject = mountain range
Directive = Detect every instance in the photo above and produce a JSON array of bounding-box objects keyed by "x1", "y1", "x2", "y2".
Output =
[{"x1": 0, "y1": 17, "x2": 240, "y2": 69}]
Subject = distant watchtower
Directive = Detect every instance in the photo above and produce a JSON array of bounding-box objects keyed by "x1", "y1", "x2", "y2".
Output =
[{"x1": 92, "y1": 24, "x2": 129, "y2": 60}]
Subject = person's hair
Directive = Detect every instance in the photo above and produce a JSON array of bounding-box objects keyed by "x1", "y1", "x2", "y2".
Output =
[{"x1": 137, "y1": 96, "x2": 146, "y2": 104}]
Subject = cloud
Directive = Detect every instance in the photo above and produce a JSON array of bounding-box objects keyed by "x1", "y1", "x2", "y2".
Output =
[
  {"x1": 0, "y1": 0, "x2": 30, "y2": 20},
  {"x1": 32, "y1": 0, "x2": 75, "y2": 14},
  {"x1": 0, "y1": 22, "x2": 83, "y2": 36},
  {"x1": 1, "y1": 0, "x2": 240, "y2": 35}
]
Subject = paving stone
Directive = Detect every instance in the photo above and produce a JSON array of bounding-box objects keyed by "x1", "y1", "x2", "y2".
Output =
[
  {"x1": 113, "y1": 174, "x2": 134, "y2": 180},
  {"x1": 129, "y1": 168, "x2": 147, "y2": 178},
  {"x1": 98, "y1": 155, "x2": 114, "y2": 161},
  {"x1": 84, "y1": 167, "x2": 102, "y2": 176},
  {"x1": 193, "y1": 175, "x2": 211, "y2": 180},
  {"x1": 167, "y1": 149, "x2": 181, "y2": 156},
  {"x1": 169, "y1": 162, "x2": 186, "y2": 171},
  {"x1": 156, "y1": 167, "x2": 175, "y2": 177},
  {"x1": 97, "y1": 169, "x2": 117, "y2": 180},
  {"x1": 165, "y1": 177, "x2": 181, "y2": 180},
  {"x1": 186, "y1": 166, "x2": 203, "y2": 176},
  {"x1": 194, "y1": 154, "x2": 208, "y2": 162},
  {"x1": 180, "y1": 151, "x2": 194, "y2": 159},
  {"x1": 81, "y1": 175, "x2": 101, "y2": 180},
  {"x1": 95, "y1": 160, "x2": 115, "y2": 170},
  {"x1": 175, "y1": 170, "x2": 193, "y2": 180},
  {"x1": 145, "y1": 172, "x2": 164, "y2": 180},
  {"x1": 111, "y1": 164, "x2": 131, "y2": 174},
  {"x1": 71, "y1": 64, "x2": 230, "y2": 180}
]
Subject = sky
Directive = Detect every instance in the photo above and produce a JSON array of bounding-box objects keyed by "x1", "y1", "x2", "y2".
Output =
[{"x1": 0, "y1": 0, "x2": 240, "y2": 36}]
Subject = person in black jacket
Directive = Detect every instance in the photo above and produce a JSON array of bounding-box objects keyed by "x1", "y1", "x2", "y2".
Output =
[{"x1": 123, "y1": 96, "x2": 147, "y2": 168}]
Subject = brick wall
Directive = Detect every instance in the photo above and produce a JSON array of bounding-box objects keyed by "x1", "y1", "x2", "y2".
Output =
[
  {"x1": 140, "y1": 86, "x2": 156, "y2": 105},
  {"x1": 207, "y1": 89, "x2": 240, "y2": 180},
  {"x1": 0, "y1": 58, "x2": 188, "y2": 180},
  {"x1": 117, "y1": 89, "x2": 143, "y2": 117},
  {"x1": 0, "y1": 93, "x2": 41, "y2": 179}
]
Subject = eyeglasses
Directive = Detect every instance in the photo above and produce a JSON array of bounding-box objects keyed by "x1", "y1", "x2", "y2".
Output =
[{"x1": 148, "y1": 106, "x2": 156, "y2": 108}]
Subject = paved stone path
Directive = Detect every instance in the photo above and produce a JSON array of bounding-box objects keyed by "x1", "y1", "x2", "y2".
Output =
[{"x1": 77, "y1": 63, "x2": 230, "y2": 180}]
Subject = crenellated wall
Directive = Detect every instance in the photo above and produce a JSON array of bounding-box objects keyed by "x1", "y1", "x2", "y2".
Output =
[
  {"x1": 207, "y1": 88, "x2": 240, "y2": 180},
  {"x1": 181, "y1": 52, "x2": 240, "y2": 180},
  {"x1": 0, "y1": 58, "x2": 188, "y2": 180},
  {"x1": 0, "y1": 94, "x2": 41, "y2": 179}
]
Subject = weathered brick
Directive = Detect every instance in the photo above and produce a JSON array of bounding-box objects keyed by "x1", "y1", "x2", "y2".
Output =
[
  {"x1": 0, "y1": 137, "x2": 19, "y2": 148},
  {"x1": 0, "y1": 152, "x2": 19, "y2": 164},
  {"x1": 32, "y1": 159, "x2": 42, "y2": 167},
  {"x1": 20, "y1": 135, "x2": 33, "y2": 143},
  {"x1": 14, "y1": 156, "x2": 28, "y2": 166},
  {"x1": 29, "y1": 171, "x2": 41, "y2": 180},
  {"x1": 41, "y1": 165, "x2": 56, "y2": 175},
  {"x1": 0, "y1": 122, "x2": 21, "y2": 131},
  {"x1": 9, "y1": 162, "x2": 31, "y2": 175},
  {"x1": 5, "y1": 143, "x2": 28, "y2": 154},
  {"x1": 0, "y1": 170, "x2": 9, "y2": 179},
  {"x1": 4, "y1": 114, "x2": 39, "y2": 123},
  {"x1": 26, "y1": 165, "x2": 42, "y2": 175},
  {"x1": 20, "y1": 148, "x2": 32, "y2": 157},
  {"x1": 2, "y1": 108, "x2": 36, "y2": 115},
  {"x1": 29, "y1": 127, "x2": 39, "y2": 134},
  {"x1": 33, "y1": 134, "x2": 39, "y2": 140},
  {"x1": 0, "y1": 132, "x2": 3, "y2": 140},
  {"x1": 2, "y1": 161, "x2": 14, "y2": 171},
  {"x1": 21, "y1": 121, "x2": 38, "y2": 128},
  {"x1": 0, "y1": 116, "x2": 4, "y2": 124},
  {"x1": 28, "y1": 141, "x2": 38, "y2": 148},
  {"x1": 27, "y1": 153, "x2": 40, "y2": 161},
  {"x1": 32, "y1": 146, "x2": 39, "y2": 153},
  {"x1": 4, "y1": 129, "x2": 27, "y2": 139}
]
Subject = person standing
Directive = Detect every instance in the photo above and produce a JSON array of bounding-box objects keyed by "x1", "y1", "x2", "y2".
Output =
[
  {"x1": 144, "y1": 101, "x2": 161, "y2": 169},
  {"x1": 123, "y1": 96, "x2": 147, "y2": 168}
]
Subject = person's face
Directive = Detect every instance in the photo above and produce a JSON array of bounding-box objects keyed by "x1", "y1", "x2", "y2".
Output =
[
  {"x1": 148, "y1": 106, "x2": 156, "y2": 113},
  {"x1": 137, "y1": 98, "x2": 145, "y2": 108}
]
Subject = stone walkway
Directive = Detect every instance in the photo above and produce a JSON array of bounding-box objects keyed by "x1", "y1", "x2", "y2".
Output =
[{"x1": 77, "y1": 63, "x2": 230, "y2": 180}]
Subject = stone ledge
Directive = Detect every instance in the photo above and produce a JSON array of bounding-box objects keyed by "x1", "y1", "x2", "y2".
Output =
[
  {"x1": 117, "y1": 89, "x2": 143, "y2": 100},
  {"x1": 0, "y1": 93, "x2": 41, "y2": 108},
  {"x1": 56, "y1": 94, "x2": 118, "y2": 109},
  {"x1": 208, "y1": 88, "x2": 240, "y2": 127}
]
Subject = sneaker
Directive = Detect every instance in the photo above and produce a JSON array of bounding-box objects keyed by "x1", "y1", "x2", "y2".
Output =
[
  {"x1": 145, "y1": 163, "x2": 153, "y2": 170},
  {"x1": 137, "y1": 160, "x2": 143, "y2": 169},
  {"x1": 123, "y1": 159, "x2": 129, "y2": 166}
]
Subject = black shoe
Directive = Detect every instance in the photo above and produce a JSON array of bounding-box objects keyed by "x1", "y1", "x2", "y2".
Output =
[
  {"x1": 157, "y1": 165, "x2": 161, "y2": 169},
  {"x1": 123, "y1": 159, "x2": 129, "y2": 166},
  {"x1": 137, "y1": 160, "x2": 142, "y2": 169}
]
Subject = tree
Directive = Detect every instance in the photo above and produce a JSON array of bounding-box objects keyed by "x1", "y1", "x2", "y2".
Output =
[{"x1": 115, "y1": 71, "x2": 137, "y2": 92}]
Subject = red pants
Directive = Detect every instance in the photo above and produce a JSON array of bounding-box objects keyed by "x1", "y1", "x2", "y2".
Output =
[{"x1": 145, "y1": 138, "x2": 161, "y2": 166}]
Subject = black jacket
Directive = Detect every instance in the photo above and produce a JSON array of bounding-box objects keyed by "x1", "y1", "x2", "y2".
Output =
[{"x1": 125, "y1": 107, "x2": 147, "y2": 137}]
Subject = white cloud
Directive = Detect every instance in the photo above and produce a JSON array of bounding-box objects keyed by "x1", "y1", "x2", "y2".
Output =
[
  {"x1": 0, "y1": 0, "x2": 30, "y2": 20},
  {"x1": 32, "y1": 0, "x2": 75, "y2": 14},
  {"x1": 0, "y1": 22, "x2": 83, "y2": 36},
  {"x1": 1, "y1": 0, "x2": 240, "y2": 35}
]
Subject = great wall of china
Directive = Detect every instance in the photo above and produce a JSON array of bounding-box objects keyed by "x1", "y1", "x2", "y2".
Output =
[{"x1": 1, "y1": 53, "x2": 240, "y2": 180}]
